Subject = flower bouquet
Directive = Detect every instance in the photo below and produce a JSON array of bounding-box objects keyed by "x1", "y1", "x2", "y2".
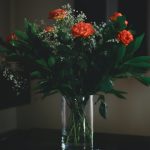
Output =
[{"x1": 0, "y1": 4, "x2": 150, "y2": 149}]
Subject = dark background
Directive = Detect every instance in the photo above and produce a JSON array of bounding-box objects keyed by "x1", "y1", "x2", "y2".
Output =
[{"x1": 74, "y1": 0, "x2": 106, "y2": 22}]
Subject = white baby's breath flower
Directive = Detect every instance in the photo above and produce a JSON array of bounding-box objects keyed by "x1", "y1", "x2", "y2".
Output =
[
  {"x1": 2, "y1": 67, "x2": 28, "y2": 96},
  {"x1": 107, "y1": 38, "x2": 119, "y2": 43}
]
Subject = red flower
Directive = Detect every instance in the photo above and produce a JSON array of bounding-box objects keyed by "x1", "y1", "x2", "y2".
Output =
[
  {"x1": 44, "y1": 26, "x2": 54, "y2": 32},
  {"x1": 6, "y1": 33, "x2": 18, "y2": 42},
  {"x1": 110, "y1": 12, "x2": 128, "y2": 26},
  {"x1": 48, "y1": 9, "x2": 67, "y2": 20},
  {"x1": 117, "y1": 30, "x2": 134, "y2": 46},
  {"x1": 110, "y1": 12, "x2": 122, "y2": 21},
  {"x1": 71, "y1": 22, "x2": 95, "y2": 38}
]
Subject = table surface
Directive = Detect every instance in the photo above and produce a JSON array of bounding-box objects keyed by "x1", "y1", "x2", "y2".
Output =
[{"x1": 0, "y1": 128, "x2": 150, "y2": 150}]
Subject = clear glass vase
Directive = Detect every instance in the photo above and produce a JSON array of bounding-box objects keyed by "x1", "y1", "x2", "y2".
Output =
[{"x1": 61, "y1": 95, "x2": 94, "y2": 150}]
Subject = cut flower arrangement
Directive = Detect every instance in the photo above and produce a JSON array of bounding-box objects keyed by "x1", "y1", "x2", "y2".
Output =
[{"x1": 0, "y1": 4, "x2": 150, "y2": 149}]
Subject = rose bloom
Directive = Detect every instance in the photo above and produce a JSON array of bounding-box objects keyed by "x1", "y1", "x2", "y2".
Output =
[
  {"x1": 44, "y1": 26, "x2": 54, "y2": 32},
  {"x1": 117, "y1": 30, "x2": 134, "y2": 46},
  {"x1": 71, "y1": 22, "x2": 95, "y2": 38},
  {"x1": 110, "y1": 12, "x2": 128, "y2": 26},
  {"x1": 6, "y1": 33, "x2": 18, "y2": 42},
  {"x1": 48, "y1": 9, "x2": 67, "y2": 20}
]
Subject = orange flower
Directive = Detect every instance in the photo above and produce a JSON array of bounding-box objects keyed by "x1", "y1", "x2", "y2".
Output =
[
  {"x1": 110, "y1": 12, "x2": 128, "y2": 26},
  {"x1": 44, "y1": 26, "x2": 54, "y2": 32},
  {"x1": 48, "y1": 9, "x2": 67, "y2": 20},
  {"x1": 110, "y1": 12, "x2": 122, "y2": 21},
  {"x1": 117, "y1": 30, "x2": 134, "y2": 46},
  {"x1": 71, "y1": 22, "x2": 95, "y2": 38},
  {"x1": 6, "y1": 33, "x2": 18, "y2": 42}
]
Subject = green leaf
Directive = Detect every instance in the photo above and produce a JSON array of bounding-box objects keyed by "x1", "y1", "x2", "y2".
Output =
[
  {"x1": 116, "y1": 16, "x2": 127, "y2": 30},
  {"x1": 31, "y1": 71, "x2": 42, "y2": 78},
  {"x1": 98, "y1": 79, "x2": 113, "y2": 93},
  {"x1": 126, "y1": 62, "x2": 150, "y2": 68},
  {"x1": 24, "y1": 18, "x2": 29, "y2": 30},
  {"x1": 15, "y1": 30, "x2": 28, "y2": 41},
  {"x1": 59, "y1": 84, "x2": 75, "y2": 96},
  {"x1": 10, "y1": 40, "x2": 19, "y2": 47},
  {"x1": 135, "y1": 76, "x2": 150, "y2": 86},
  {"x1": 0, "y1": 46, "x2": 9, "y2": 53},
  {"x1": 95, "y1": 94, "x2": 105, "y2": 105},
  {"x1": 99, "y1": 100, "x2": 107, "y2": 119},
  {"x1": 110, "y1": 89, "x2": 127, "y2": 99},
  {"x1": 48, "y1": 90, "x2": 58, "y2": 96},
  {"x1": 116, "y1": 45, "x2": 126, "y2": 66},
  {"x1": 134, "y1": 33, "x2": 145, "y2": 50},
  {"x1": 24, "y1": 18, "x2": 38, "y2": 38},
  {"x1": 125, "y1": 56, "x2": 150, "y2": 63},
  {"x1": 48, "y1": 56, "x2": 55, "y2": 67},
  {"x1": 126, "y1": 34, "x2": 144, "y2": 57},
  {"x1": 36, "y1": 58, "x2": 47, "y2": 67}
]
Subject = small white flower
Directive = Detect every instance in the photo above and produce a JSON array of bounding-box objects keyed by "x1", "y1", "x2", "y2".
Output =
[
  {"x1": 107, "y1": 38, "x2": 119, "y2": 43},
  {"x1": 104, "y1": 51, "x2": 108, "y2": 56},
  {"x1": 9, "y1": 75, "x2": 14, "y2": 80}
]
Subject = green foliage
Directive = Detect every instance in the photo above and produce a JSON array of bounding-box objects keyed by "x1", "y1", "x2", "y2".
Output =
[
  {"x1": 109, "y1": 89, "x2": 127, "y2": 99},
  {"x1": 115, "y1": 44, "x2": 126, "y2": 66},
  {"x1": 126, "y1": 34, "x2": 144, "y2": 58},
  {"x1": 36, "y1": 59, "x2": 48, "y2": 68},
  {"x1": 48, "y1": 56, "x2": 55, "y2": 67},
  {"x1": 115, "y1": 16, "x2": 127, "y2": 31},
  {"x1": 98, "y1": 79, "x2": 113, "y2": 93},
  {"x1": 0, "y1": 4, "x2": 149, "y2": 119},
  {"x1": 97, "y1": 95, "x2": 107, "y2": 119},
  {"x1": 31, "y1": 71, "x2": 42, "y2": 79},
  {"x1": 135, "y1": 76, "x2": 150, "y2": 86},
  {"x1": 15, "y1": 30, "x2": 28, "y2": 41}
]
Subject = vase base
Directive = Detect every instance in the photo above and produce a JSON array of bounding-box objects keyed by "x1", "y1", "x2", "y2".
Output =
[{"x1": 62, "y1": 143, "x2": 93, "y2": 150}]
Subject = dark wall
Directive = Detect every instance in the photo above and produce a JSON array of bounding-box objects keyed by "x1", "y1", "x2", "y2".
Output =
[{"x1": 74, "y1": 0, "x2": 107, "y2": 23}]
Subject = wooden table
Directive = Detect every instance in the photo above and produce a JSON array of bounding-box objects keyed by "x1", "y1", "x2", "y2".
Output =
[{"x1": 0, "y1": 128, "x2": 150, "y2": 150}]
